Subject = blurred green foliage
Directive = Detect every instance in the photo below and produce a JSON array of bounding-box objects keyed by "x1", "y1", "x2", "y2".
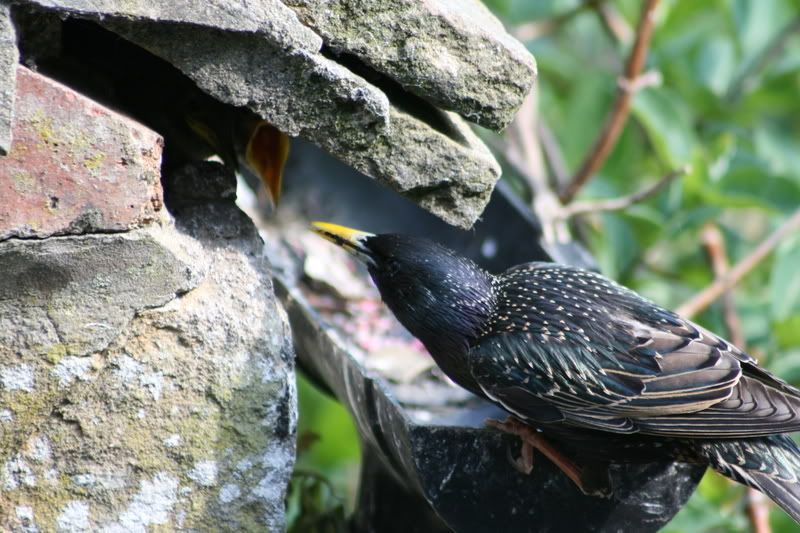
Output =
[
  {"x1": 291, "y1": 0, "x2": 800, "y2": 530},
  {"x1": 288, "y1": 373, "x2": 360, "y2": 532},
  {"x1": 489, "y1": 0, "x2": 800, "y2": 530}
]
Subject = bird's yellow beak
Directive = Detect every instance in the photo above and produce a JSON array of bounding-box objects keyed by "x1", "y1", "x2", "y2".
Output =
[
  {"x1": 245, "y1": 122, "x2": 290, "y2": 206},
  {"x1": 311, "y1": 222, "x2": 375, "y2": 262}
]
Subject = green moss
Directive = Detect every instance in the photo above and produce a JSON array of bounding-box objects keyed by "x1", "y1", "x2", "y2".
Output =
[{"x1": 0, "y1": 386, "x2": 61, "y2": 464}]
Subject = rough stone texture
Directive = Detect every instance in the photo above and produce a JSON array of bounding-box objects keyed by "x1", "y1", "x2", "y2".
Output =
[
  {"x1": 0, "y1": 67, "x2": 164, "y2": 240},
  {"x1": 9, "y1": 0, "x2": 518, "y2": 228},
  {"x1": 0, "y1": 2, "x2": 17, "y2": 155},
  {"x1": 106, "y1": 19, "x2": 389, "y2": 155},
  {"x1": 284, "y1": 0, "x2": 537, "y2": 131},
  {"x1": 107, "y1": 18, "x2": 498, "y2": 228},
  {"x1": 0, "y1": 68, "x2": 296, "y2": 530},
  {"x1": 0, "y1": 204, "x2": 296, "y2": 532},
  {"x1": 25, "y1": 0, "x2": 322, "y2": 50},
  {"x1": 345, "y1": 108, "x2": 499, "y2": 227}
]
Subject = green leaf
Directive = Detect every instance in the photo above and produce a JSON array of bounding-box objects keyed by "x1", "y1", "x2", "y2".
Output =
[
  {"x1": 767, "y1": 349, "x2": 800, "y2": 383},
  {"x1": 770, "y1": 235, "x2": 800, "y2": 320},
  {"x1": 632, "y1": 88, "x2": 697, "y2": 168},
  {"x1": 732, "y1": 0, "x2": 794, "y2": 59},
  {"x1": 774, "y1": 316, "x2": 800, "y2": 349},
  {"x1": 695, "y1": 37, "x2": 736, "y2": 96},
  {"x1": 755, "y1": 124, "x2": 800, "y2": 180}
]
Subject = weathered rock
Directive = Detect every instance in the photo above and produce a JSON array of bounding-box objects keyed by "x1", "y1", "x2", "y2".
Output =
[
  {"x1": 0, "y1": 68, "x2": 295, "y2": 530},
  {"x1": 9, "y1": 0, "x2": 518, "y2": 228},
  {"x1": 24, "y1": 0, "x2": 322, "y2": 50},
  {"x1": 0, "y1": 66, "x2": 164, "y2": 240},
  {"x1": 0, "y1": 199, "x2": 296, "y2": 532},
  {"x1": 106, "y1": 19, "x2": 389, "y2": 154},
  {"x1": 0, "y1": 2, "x2": 17, "y2": 155},
  {"x1": 284, "y1": 0, "x2": 537, "y2": 131},
  {"x1": 343, "y1": 107, "x2": 499, "y2": 228},
  {"x1": 105, "y1": 15, "x2": 500, "y2": 228}
]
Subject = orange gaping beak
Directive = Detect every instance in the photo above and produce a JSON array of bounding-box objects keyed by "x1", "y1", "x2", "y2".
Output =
[{"x1": 245, "y1": 121, "x2": 290, "y2": 206}]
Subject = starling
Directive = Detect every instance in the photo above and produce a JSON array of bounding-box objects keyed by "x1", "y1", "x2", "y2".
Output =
[{"x1": 312, "y1": 221, "x2": 800, "y2": 524}]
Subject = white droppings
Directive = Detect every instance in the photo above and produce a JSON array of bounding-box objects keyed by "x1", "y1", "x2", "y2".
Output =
[
  {"x1": 139, "y1": 372, "x2": 164, "y2": 401},
  {"x1": 188, "y1": 460, "x2": 218, "y2": 487},
  {"x1": 163, "y1": 434, "x2": 181, "y2": 448},
  {"x1": 57, "y1": 500, "x2": 90, "y2": 532},
  {"x1": 0, "y1": 409, "x2": 13, "y2": 422},
  {"x1": 27, "y1": 436, "x2": 52, "y2": 462},
  {"x1": 1, "y1": 364, "x2": 34, "y2": 392},
  {"x1": 16, "y1": 505, "x2": 38, "y2": 532},
  {"x1": 72, "y1": 474, "x2": 96, "y2": 487},
  {"x1": 236, "y1": 457, "x2": 254, "y2": 473},
  {"x1": 253, "y1": 442, "x2": 293, "y2": 506},
  {"x1": 53, "y1": 357, "x2": 94, "y2": 387},
  {"x1": 114, "y1": 355, "x2": 167, "y2": 401},
  {"x1": 113, "y1": 355, "x2": 143, "y2": 383},
  {"x1": 102, "y1": 472, "x2": 178, "y2": 533},
  {"x1": 219, "y1": 483, "x2": 241, "y2": 503},
  {"x1": 3, "y1": 455, "x2": 36, "y2": 489}
]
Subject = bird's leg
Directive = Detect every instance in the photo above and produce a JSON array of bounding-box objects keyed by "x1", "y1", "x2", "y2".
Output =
[
  {"x1": 504, "y1": 435, "x2": 535, "y2": 474},
  {"x1": 486, "y1": 416, "x2": 608, "y2": 496}
]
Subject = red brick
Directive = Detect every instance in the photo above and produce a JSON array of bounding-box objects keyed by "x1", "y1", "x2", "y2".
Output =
[{"x1": 0, "y1": 66, "x2": 164, "y2": 240}]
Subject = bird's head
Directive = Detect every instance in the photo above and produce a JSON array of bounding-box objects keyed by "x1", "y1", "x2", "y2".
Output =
[{"x1": 312, "y1": 222, "x2": 496, "y2": 352}]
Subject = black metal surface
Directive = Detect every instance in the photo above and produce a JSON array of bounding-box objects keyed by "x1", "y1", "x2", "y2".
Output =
[{"x1": 270, "y1": 140, "x2": 705, "y2": 532}]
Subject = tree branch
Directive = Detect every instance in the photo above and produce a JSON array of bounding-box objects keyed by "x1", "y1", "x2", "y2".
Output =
[
  {"x1": 559, "y1": 165, "x2": 687, "y2": 219},
  {"x1": 560, "y1": 0, "x2": 661, "y2": 204},
  {"x1": 536, "y1": 119, "x2": 570, "y2": 190},
  {"x1": 594, "y1": 1, "x2": 633, "y2": 45},
  {"x1": 677, "y1": 207, "x2": 800, "y2": 318},
  {"x1": 698, "y1": 223, "x2": 772, "y2": 533}
]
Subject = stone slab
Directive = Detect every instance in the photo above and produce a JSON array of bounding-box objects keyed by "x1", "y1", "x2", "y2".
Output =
[
  {"x1": 284, "y1": 0, "x2": 537, "y2": 130},
  {"x1": 0, "y1": 67, "x2": 164, "y2": 240}
]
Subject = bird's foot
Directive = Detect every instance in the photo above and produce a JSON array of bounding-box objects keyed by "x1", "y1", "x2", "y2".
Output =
[{"x1": 486, "y1": 416, "x2": 610, "y2": 497}]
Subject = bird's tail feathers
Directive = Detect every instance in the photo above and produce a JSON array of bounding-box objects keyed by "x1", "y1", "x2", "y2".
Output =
[{"x1": 699, "y1": 435, "x2": 800, "y2": 523}]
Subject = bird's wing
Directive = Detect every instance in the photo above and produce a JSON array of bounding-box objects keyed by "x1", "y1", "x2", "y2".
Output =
[{"x1": 470, "y1": 264, "x2": 800, "y2": 437}]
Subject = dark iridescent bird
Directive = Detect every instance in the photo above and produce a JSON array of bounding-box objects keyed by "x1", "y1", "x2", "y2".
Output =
[{"x1": 312, "y1": 221, "x2": 800, "y2": 524}]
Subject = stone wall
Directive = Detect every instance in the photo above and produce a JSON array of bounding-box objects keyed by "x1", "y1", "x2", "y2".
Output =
[{"x1": 0, "y1": 66, "x2": 296, "y2": 531}]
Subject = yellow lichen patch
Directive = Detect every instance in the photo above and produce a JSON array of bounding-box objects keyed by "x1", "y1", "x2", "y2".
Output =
[
  {"x1": 82, "y1": 152, "x2": 106, "y2": 172},
  {"x1": 30, "y1": 110, "x2": 57, "y2": 145},
  {"x1": 44, "y1": 343, "x2": 68, "y2": 365}
]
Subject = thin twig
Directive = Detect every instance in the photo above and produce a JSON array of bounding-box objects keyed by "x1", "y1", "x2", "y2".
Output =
[
  {"x1": 560, "y1": 0, "x2": 661, "y2": 204},
  {"x1": 698, "y1": 224, "x2": 772, "y2": 533},
  {"x1": 511, "y1": 89, "x2": 548, "y2": 196},
  {"x1": 559, "y1": 165, "x2": 687, "y2": 219},
  {"x1": 536, "y1": 119, "x2": 570, "y2": 189},
  {"x1": 594, "y1": 1, "x2": 634, "y2": 45},
  {"x1": 726, "y1": 17, "x2": 800, "y2": 102},
  {"x1": 700, "y1": 224, "x2": 744, "y2": 345},
  {"x1": 677, "y1": 208, "x2": 800, "y2": 318}
]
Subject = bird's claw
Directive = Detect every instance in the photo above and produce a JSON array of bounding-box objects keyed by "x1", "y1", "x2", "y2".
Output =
[{"x1": 486, "y1": 416, "x2": 611, "y2": 497}]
